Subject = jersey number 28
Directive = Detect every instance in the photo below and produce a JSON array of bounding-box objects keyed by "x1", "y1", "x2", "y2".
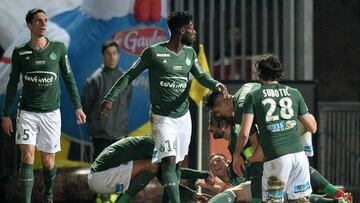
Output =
[{"x1": 262, "y1": 97, "x2": 294, "y2": 122}]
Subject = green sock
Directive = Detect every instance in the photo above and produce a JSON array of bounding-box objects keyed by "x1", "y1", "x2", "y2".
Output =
[
  {"x1": 309, "y1": 194, "x2": 336, "y2": 202},
  {"x1": 208, "y1": 190, "x2": 236, "y2": 203},
  {"x1": 161, "y1": 191, "x2": 170, "y2": 203},
  {"x1": 116, "y1": 171, "x2": 155, "y2": 203},
  {"x1": 161, "y1": 163, "x2": 180, "y2": 203},
  {"x1": 180, "y1": 168, "x2": 209, "y2": 179},
  {"x1": 309, "y1": 166, "x2": 342, "y2": 196},
  {"x1": 19, "y1": 163, "x2": 34, "y2": 203},
  {"x1": 43, "y1": 167, "x2": 57, "y2": 194},
  {"x1": 250, "y1": 162, "x2": 263, "y2": 203},
  {"x1": 251, "y1": 198, "x2": 262, "y2": 203},
  {"x1": 175, "y1": 163, "x2": 181, "y2": 180}
]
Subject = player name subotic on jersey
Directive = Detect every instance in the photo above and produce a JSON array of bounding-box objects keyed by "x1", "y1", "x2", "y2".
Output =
[{"x1": 263, "y1": 88, "x2": 290, "y2": 98}]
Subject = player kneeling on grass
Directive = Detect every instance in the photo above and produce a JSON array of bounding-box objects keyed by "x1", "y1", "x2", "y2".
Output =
[
  {"x1": 88, "y1": 136, "x2": 158, "y2": 203},
  {"x1": 88, "y1": 135, "x2": 216, "y2": 203}
]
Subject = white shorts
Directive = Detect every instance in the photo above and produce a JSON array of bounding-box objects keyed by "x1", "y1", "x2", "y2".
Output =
[
  {"x1": 88, "y1": 161, "x2": 133, "y2": 194},
  {"x1": 151, "y1": 111, "x2": 192, "y2": 164},
  {"x1": 16, "y1": 109, "x2": 61, "y2": 153},
  {"x1": 262, "y1": 151, "x2": 312, "y2": 202}
]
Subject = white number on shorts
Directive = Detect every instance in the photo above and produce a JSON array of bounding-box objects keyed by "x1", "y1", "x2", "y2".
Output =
[{"x1": 262, "y1": 97, "x2": 294, "y2": 122}]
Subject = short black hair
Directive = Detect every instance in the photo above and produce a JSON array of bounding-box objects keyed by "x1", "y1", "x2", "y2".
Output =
[
  {"x1": 167, "y1": 11, "x2": 193, "y2": 34},
  {"x1": 26, "y1": 8, "x2": 46, "y2": 24},
  {"x1": 204, "y1": 91, "x2": 222, "y2": 110},
  {"x1": 101, "y1": 41, "x2": 119, "y2": 54},
  {"x1": 255, "y1": 54, "x2": 284, "y2": 81}
]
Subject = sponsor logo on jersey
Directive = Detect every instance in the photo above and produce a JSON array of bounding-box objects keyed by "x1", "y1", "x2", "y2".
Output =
[
  {"x1": 112, "y1": 27, "x2": 168, "y2": 55},
  {"x1": 156, "y1": 53, "x2": 171, "y2": 57},
  {"x1": 24, "y1": 71, "x2": 57, "y2": 86},
  {"x1": 266, "y1": 119, "x2": 296, "y2": 132},
  {"x1": 19, "y1": 51, "x2": 32, "y2": 55},
  {"x1": 173, "y1": 65, "x2": 182, "y2": 71},
  {"x1": 160, "y1": 81, "x2": 187, "y2": 89},
  {"x1": 50, "y1": 52, "x2": 57, "y2": 60},
  {"x1": 35, "y1": 60, "x2": 46, "y2": 65},
  {"x1": 159, "y1": 77, "x2": 188, "y2": 89}
]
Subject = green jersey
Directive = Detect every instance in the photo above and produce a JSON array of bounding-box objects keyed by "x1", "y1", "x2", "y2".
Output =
[
  {"x1": 243, "y1": 83, "x2": 308, "y2": 161},
  {"x1": 105, "y1": 42, "x2": 219, "y2": 118},
  {"x1": 2, "y1": 39, "x2": 81, "y2": 116},
  {"x1": 91, "y1": 135, "x2": 155, "y2": 172},
  {"x1": 232, "y1": 83, "x2": 261, "y2": 124}
]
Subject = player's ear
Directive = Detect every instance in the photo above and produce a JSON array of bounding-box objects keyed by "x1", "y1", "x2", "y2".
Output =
[{"x1": 180, "y1": 27, "x2": 186, "y2": 35}]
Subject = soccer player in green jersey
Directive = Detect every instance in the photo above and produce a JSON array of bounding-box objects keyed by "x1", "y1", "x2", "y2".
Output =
[
  {"x1": 88, "y1": 135, "x2": 158, "y2": 203},
  {"x1": 233, "y1": 54, "x2": 317, "y2": 202},
  {"x1": 1, "y1": 9, "x2": 86, "y2": 203},
  {"x1": 205, "y1": 83, "x2": 265, "y2": 203},
  {"x1": 100, "y1": 11, "x2": 227, "y2": 203}
]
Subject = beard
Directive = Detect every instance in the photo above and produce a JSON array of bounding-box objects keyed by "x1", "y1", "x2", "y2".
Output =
[{"x1": 181, "y1": 36, "x2": 193, "y2": 46}]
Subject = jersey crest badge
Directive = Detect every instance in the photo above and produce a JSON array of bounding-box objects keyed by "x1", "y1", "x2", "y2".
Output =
[
  {"x1": 50, "y1": 52, "x2": 57, "y2": 60},
  {"x1": 185, "y1": 57, "x2": 191, "y2": 66}
]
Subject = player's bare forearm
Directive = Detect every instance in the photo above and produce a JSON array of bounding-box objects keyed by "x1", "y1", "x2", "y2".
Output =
[{"x1": 299, "y1": 113, "x2": 317, "y2": 134}]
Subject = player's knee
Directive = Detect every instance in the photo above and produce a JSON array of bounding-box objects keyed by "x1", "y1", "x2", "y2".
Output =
[
  {"x1": 21, "y1": 150, "x2": 35, "y2": 163},
  {"x1": 41, "y1": 156, "x2": 55, "y2": 170},
  {"x1": 149, "y1": 163, "x2": 160, "y2": 174}
]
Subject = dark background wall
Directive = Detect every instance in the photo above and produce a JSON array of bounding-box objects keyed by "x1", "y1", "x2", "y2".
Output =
[{"x1": 314, "y1": 0, "x2": 360, "y2": 101}]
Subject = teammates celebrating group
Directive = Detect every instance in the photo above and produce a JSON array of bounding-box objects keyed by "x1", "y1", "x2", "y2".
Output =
[{"x1": 1, "y1": 7, "x2": 351, "y2": 203}]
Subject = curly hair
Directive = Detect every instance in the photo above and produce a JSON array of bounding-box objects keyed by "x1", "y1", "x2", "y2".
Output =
[
  {"x1": 255, "y1": 54, "x2": 284, "y2": 81},
  {"x1": 167, "y1": 11, "x2": 193, "y2": 34},
  {"x1": 204, "y1": 91, "x2": 222, "y2": 110}
]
